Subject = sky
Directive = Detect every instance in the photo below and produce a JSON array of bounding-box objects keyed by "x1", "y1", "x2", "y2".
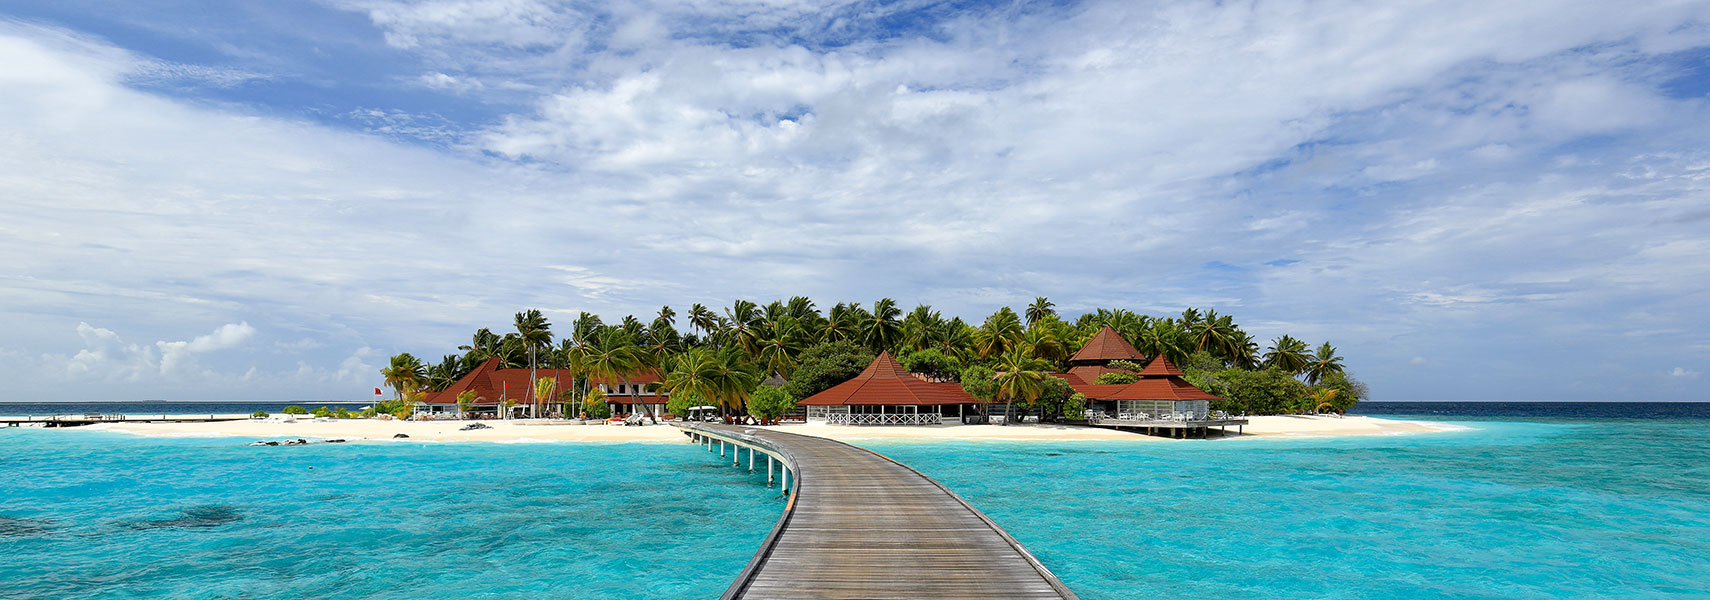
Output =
[{"x1": 1, "y1": 0, "x2": 1707, "y2": 403}]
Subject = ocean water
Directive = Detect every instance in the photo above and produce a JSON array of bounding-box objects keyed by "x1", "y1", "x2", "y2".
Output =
[
  {"x1": 0, "y1": 402, "x2": 369, "y2": 418},
  {"x1": 868, "y1": 418, "x2": 1710, "y2": 599},
  {"x1": 6, "y1": 410, "x2": 1709, "y2": 599},
  {"x1": 0, "y1": 431, "x2": 778, "y2": 599}
]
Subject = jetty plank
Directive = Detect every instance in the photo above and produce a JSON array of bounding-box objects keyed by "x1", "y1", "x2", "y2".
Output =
[{"x1": 681, "y1": 423, "x2": 1078, "y2": 600}]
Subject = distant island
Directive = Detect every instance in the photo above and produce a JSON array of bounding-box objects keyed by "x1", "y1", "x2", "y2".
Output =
[{"x1": 377, "y1": 297, "x2": 1366, "y2": 425}]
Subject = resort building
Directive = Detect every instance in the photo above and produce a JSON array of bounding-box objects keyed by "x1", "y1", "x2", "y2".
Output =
[
  {"x1": 1061, "y1": 325, "x2": 1150, "y2": 385},
  {"x1": 1070, "y1": 355, "x2": 1219, "y2": 420},
  {"x1": 799, "y1": 351, "x2": 982, "y2": 425},
  {"x1": 420, "y1": 357, "x2": 670, "y2": 418},
  {"x1": 1049, "y1": 326, "x2": 1220, "y2": 420}
]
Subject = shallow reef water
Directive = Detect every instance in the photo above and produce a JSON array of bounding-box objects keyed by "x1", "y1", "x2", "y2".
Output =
[{"x1": 4, "y1": 414, "x2": 1708, "y2": 599}]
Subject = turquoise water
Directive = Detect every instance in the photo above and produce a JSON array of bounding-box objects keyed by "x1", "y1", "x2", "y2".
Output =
[
  {"x1": 868, "y1": 420, "x2": 1710, "y2": 599},
  {"x1": 0, "y1": 431, "x2": 778, "y2": 599},
  {"x1": 6, "y1": 419, "x2": 1709, "y2": 598}
]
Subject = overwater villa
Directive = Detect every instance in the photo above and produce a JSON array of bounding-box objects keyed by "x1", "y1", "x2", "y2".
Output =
[
  {"x1": 420, "y1": 357, "x2": 670, "y2": 418},
  {"x1": 801, "y1": 326, "x2": 1244, "y2": 436}
]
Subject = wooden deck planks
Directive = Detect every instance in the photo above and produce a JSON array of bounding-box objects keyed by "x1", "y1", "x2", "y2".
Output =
[{"x1": 681, "y1": 424, "x2": 1078, "y2": 600}]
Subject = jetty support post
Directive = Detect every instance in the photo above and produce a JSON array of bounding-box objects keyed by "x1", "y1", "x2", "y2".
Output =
[
  {"x1": 767, "y1": 455, "x2": 774, "y2": 483},
  {"x1": 720, "y1": 440, "x2": 726, "y2": 457},
  {"x1": 748, "y1": 447, "x2": 754, "y2": 471},
  {"x1": 733, "y1": 443, "x2": 740, "y2": 466}
]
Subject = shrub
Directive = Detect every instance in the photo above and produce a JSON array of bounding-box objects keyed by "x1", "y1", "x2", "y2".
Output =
[
  {"x1": 311, "y1": 406, "x2": 333, "y2": 418},
  {"x1": 584, "y1": 394, "x2": 612, "y2": 419},
  {"x1": 334, "y1": 408, "x2": 354, "y2": 419},
  {"x1": 746, "y1": 386, "x2": 797, "y2": 421},
  {"x1": 251, "y1": 410, "x2": 269, "y2": 418},
  {"x1": 1094, "y1": 372, "x2": 1140, "y2": 385},
  {"x1": 282, "y1": 405, "x2": 308, "y2": 415}
]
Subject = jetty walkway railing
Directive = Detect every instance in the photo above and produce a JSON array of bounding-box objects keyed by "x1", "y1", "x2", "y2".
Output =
[
  {"x1": 677, "y1": 423, "x2": 1079, "y2": 600},
  {"x1": 825, "y1": 412, "x2": 942, "y2": 426}
]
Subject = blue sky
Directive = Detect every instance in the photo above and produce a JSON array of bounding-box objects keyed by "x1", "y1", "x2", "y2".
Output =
[{"x1": 1, "y1": 0, "x2": 1707, "y2": 402}]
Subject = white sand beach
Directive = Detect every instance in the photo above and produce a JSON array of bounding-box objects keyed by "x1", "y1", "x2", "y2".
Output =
[{"x1": 83, "y1": 414, "x2": 1451, "y2": 443}]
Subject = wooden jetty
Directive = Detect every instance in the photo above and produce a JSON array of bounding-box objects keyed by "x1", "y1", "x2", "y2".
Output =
[
  {"x1": 1083, "y1": 415, "x2": 1249, "y2": 438},
  {"x1": 1, "y1": 414, "x2": 248, "y2": 428},
  {"x1": 678, "y1": 423, "x2": 1079, "y2": 600}
]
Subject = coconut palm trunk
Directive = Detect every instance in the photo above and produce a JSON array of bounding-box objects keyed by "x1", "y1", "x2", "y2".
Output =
[{"x1": 624, "y1": 378, "x2": 658, "y2": 424}]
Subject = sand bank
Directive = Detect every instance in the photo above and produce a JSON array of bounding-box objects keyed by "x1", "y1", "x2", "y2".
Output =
[{"x1": 81, "y1": 414, "x2": 1450, "y2": 443}]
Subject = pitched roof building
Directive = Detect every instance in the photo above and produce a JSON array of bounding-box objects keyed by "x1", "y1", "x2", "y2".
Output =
[
  {"x1": 421, "y1": 357, "x2": 669, "y2": 417},
  {"x1": 799, "y1": 351, "x2": 974, "y2": 407}
]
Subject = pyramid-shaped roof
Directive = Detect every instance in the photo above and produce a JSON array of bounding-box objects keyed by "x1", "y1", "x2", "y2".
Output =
[
  {"x1": 1138, "y1": 355, "x2": 1187, "y2": 377},
  {"x1": 1065, "y1": 354, "x2": 1221, "y2": 401},
  {"x1": 424, "y1": 357, "x2": 663, "y2": 405},
  {"x1": 798, "y1": 351, "x2": 974, "y2": 406},
  {"x1": 1069, "y1": 326, "x2": 1147, "y2": 363}
]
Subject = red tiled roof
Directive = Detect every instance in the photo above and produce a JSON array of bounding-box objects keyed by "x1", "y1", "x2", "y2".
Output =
[
  {"x1": 424, "y1": 358, "x2": 664, "y2": 405},
  {"x1": 1138, "y1": 356, "x2": 1187, "y2": 377},
  {"x1": 799, "y1": 351, "x2": 975, "y2": 406},
  {"x1": 1069, "y1": 326, "x2": 1147, "y2": 363},
  {"x1": 1069, "y1": 376, "x2": 1220, "y2": 401},
  {"x1": 1050, "y1": 372, "x2": 1089, "y2": 386},
  {"x1": 1068, "y1": 364, "x2": 1131, "y2": 383}
]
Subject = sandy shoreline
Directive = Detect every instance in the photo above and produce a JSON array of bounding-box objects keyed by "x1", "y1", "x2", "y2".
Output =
[{"x1": 73, "y1": 414, "x2": 1457, "y2": 443}]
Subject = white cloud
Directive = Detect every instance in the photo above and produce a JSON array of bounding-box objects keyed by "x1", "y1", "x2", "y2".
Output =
[
  {"x1": 3, "y1": 2, "x2": 1710, "y2": 401},
  {"x1": 1671, "y1": 367, "x2": 1700, "y2": 378}
]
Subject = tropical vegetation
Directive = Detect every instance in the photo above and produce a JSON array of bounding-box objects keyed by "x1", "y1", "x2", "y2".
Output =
[{"x1": 381, "y1": 297, "x2": 1366, "y2": 421}]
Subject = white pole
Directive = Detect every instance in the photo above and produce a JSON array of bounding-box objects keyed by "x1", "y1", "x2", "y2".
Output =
[
  {"x1": 720, "y1": 440, "x2": 725, "y2": 457},
  {"x1": 768, "y1": 456, "x2": 774, "y2": 483},
  {"x1": 733, "y1": 445, "x2": 740, "y2": 466},
  {"x1": 748, "y1": 447, "x2": 754, "y2": 471},
  {"x1": 782, "y1": 467, "x2": 789, "y2": 493}
]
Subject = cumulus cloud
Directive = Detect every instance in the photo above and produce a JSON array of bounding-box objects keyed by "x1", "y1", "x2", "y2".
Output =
[{"x1": 2, "y1": 1, "x2": 1709, "y2": 401}]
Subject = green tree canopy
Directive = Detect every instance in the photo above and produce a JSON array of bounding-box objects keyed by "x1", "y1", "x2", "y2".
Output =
[
  {"x1": 746, "y1": 386, "x2": 797, "y2": 421},
  {"x1": 900, "y1": 348, "x2": 960, "y2": 382},
  {"x1": 781, "y1": 341, "x2": 874, "y2": 401}
]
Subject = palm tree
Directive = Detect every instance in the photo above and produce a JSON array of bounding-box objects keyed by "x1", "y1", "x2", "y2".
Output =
[
  {"x1": 424, "y1": 354, "x2": 460, "y2": 392},
  {"x1": 994, "y1": 348, "x2": 1047, "y2": 425},
  {"x1": 1019, "y1": 327, "x2": 1067, "y2": 365},
  {"x1": 1025, "y1": 296, "x2": 1056, "y2": 327},
  {"x1": 688, "y1": 303, "x2": 717, "y2": 340},
  {"x1": 1230, "y1": 330, "x2": 1261, "y2": 370},
  {"x1": 458, "y1": 328, "x2": 501, "y2": 362},
  {"x1": 901, "y1": 304, "x2": 944, "y2": 352},
  {"x1": 863, "y1": 298, "x2": 902, "y2": 353},
  {"x1": 583, "y1": 329, "x2": 642, "y2": 421},
  {"x1": 1303, "y1": 342, "x2": 1346, "y2": 384},
  {"x1": 534, "y1": 377, "x2": 557, "y2": 417},
  {"x1": 455, "y1": 390, "x2": 480, "y2": 417},
  {"x1": 381, "y1": 353, "x2": 425, "y2": 401},
  {"x1": 936, "y1": 317, "x2": 976, "y2": 362},
  {"x1": 754, "y1": 315, "x2": 809, "y2": 378},
  {"x1": 1135, "y1": 319, "x2": 1191, "y2": 364},
  {"x1": 726, "y1": 300, "x2": 762, "y2": 357},
  {"x1": 1264, "y1": 335, "x2": 1311, "y2": 374},
  {"x1": 822, "y1": 302, "x2": 859, "y2": 343},
  {"x1": 709, "y1": 347, "x2": 762, "y2": 421},
  {"x1": 663, "y1": 347, "x2": 721, "y2": 415},
  {"x1": 656, "y1": 305, "x2": 676, "y2": 329},
  {"x1": 974, "y1": 307, "x2": 1024, "y2": 358},
  {"x1": 513, "y1": 309, "x2": 552, "y2": 417}
]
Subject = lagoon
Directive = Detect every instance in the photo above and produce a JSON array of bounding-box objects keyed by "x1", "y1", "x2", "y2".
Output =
[{"x1": 4, "y1": 412, "x2": 1708, "y2": 599}]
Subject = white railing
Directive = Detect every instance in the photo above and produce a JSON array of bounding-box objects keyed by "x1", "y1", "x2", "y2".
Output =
[{"x1": 828, "y1": 412, "x2": 942, "y2": 426}]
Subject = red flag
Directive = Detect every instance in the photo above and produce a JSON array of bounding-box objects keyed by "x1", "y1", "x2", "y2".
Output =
[{"x1": 374, "y1": 387, "x2": 381, "y2": 395}]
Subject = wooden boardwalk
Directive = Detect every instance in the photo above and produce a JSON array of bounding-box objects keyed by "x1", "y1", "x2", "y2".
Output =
[{"x1": 679, "y1": 423, "x2": 1079, "y2": 600}]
